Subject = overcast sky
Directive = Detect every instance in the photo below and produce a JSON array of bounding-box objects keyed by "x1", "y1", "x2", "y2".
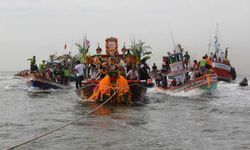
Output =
[{"x1": 1, "y1": 0, "x2": 250, "y2": 75}]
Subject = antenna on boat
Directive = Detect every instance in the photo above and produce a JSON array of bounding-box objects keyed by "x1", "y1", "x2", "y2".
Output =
[
  {"x1": 167, "y1": 17, "x2": 176, "y2": 50},
  {"x1": 215, "y1": 23, "x2": 219, "y2": 38},
  {"x1": 208, "y1": 28, "x2": 212, "y2": 52}
]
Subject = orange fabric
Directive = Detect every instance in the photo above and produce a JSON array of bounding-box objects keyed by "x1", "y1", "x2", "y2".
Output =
[
  {"x1": 88, "y1": 75, "x2": 130, "y2": 103},
  {"x1": 88, "y1": 75, "x2": 112, "y2": 101},
  {"x1": 206, "y1": 74, "x2": 211, "y2": 88},
  {"x1": 116, "y1": 75, "x2": 130, "y2": 96},
  {"x1": 206, "y1": 58, "x2": 212, "y2": 66}
]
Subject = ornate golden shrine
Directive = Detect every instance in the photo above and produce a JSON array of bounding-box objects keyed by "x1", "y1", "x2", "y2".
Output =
[
  {"x1": 84, "y1": 37, "x2": 138, "y2": 65},
  {"x1": 105, "y1": 37, "x2": 119, "y2": 55}
]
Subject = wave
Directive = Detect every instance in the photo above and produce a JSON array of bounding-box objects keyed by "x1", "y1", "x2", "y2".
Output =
[
  {"x1": 27, "y1": 87, "x2": 56, "y2": 93},
  {"x1": 1, "y1": 77, "x2": 27, "y2": 91},
  {"x1": 151, "y1": 87, "x2": 208, "y2": 98},
  {"x1": 0, "y1": 75, "x2": 16, "y2": 81}
]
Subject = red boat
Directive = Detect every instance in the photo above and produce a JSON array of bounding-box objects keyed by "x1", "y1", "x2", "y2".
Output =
[
  {"x1": 208, "y1": 25, "x2": 236, "y2": 82},
  {"x1": 212, "y1": 61, "x2": 236, "y2": 82}
]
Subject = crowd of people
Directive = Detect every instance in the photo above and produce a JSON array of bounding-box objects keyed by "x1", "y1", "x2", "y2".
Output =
[
  {"x1": 28, "y1": 56, "x2": 71, "y2": 85},
  {"x1": 74, "y1": 56, "x2": 151, "y2": 89}
]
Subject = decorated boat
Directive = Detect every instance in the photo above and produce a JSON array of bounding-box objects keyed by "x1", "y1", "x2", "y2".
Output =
[
  {"x1": 156, "y1": 46, "x2": 217, "y2": 93},
  {"x1": 208, "y1": 25, "x2": 236, "y2": 82},
  {"x1": 75, "y1": 37, "x2": 151, "y2": 104}
]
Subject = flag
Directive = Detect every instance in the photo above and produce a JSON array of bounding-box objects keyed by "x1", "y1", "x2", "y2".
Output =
[
  {"x1": 83, "y1": 37, "x2": 90, "y2": 49},
  {"x1": 64, "y1": 44, "x2": 67, "y2": 49}
]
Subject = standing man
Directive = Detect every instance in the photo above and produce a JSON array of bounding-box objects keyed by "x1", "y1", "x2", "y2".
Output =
[
  {"x1": 27, "y1": 56, "x2": 38, "y2": 72},
  {"x1": 183, "y1": 51, "x2": 190, "y2": 69},
  {"x1": 75, "y1": 60, "x2": 85, "y2": 89},
  {"x1": 38, "y1": 60, "x2": 46, "y2": 77}
]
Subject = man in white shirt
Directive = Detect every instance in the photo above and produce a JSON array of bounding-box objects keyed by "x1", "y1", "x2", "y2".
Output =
[
  {"x1": 188, "y1": 68, "x2": 196, "y2": 81},
  {"x1": 75, "y1": 60, "x2": 85, "y2": 89}
]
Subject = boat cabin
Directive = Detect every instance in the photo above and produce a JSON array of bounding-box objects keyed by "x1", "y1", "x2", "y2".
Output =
[{"x1": 162, "y1": 52, "x2": 186, "y2": 86}]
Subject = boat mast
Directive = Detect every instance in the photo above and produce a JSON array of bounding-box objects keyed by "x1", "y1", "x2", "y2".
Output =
[
  {"x1": 167, "y1": 17, "x2": 176, "y2": 50},
  {"x1": 215, "y1": 23, "x2": 219, "y2": 39}
]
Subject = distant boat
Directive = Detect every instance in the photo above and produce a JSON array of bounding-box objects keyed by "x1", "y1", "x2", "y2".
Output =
[
  {"x1": 208, "y1": 24, "x2": 236, "y2": 82},
  {"x1": 15, "y1": 69, "x2": 30, "y2": 78},
  {"x1": 239, "y1": 78, "x2": 248, "y2": 86}
]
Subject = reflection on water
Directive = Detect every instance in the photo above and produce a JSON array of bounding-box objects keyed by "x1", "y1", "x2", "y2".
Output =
[
  {"x1": 27, "y1": 92, "x2": 50, "y2": 98},
  {"x1": 86, "y1": 103, "x2": 114, "y2": 116}
]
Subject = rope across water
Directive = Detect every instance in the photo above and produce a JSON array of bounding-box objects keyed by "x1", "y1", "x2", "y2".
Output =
[{"x1": 6, "y1": 89, "x2": 119, "y2": 150}]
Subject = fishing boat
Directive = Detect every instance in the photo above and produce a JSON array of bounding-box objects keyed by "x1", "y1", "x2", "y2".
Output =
[
  {"x1": 208, "y1": 25, "x2": 236, "y2": 82},
  {"x1": 75, "y1": 37, "x2": 150, "y2": 104},
  {"x1": 155, "y1": 46, "x2": 217, "y2": 93}
]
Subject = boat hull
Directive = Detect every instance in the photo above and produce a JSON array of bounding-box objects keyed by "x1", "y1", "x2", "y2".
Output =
[
  {"x1": 212, "y1": 62, "x2": 236, "y2": 82},
  {"x1": 156, "y1": 74, "x2": 217, "y2": 93},
  {"x1": 27, "y1": 79, "x2": 70, "y2": 89},
  {"x1": 75, "y1": 80, "x2": 147, "y2": 104}
]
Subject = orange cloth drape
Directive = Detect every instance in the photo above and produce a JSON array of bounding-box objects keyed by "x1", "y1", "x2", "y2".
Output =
[
  {"x1": 88, "y1": 75, "x2": 112, "y2": 101},
  {"x1": 206, "y1": 58, "x2": 212, "y2": 66},
  {"x1": 88, "y1": 75, "x2": 130, "y2": 102},
  {"x1": 116, "y1": 75, "x2": 129, "y2": 96},
  {"x1": 206, "y1": 74, "x2": 211, "y2": 88}
]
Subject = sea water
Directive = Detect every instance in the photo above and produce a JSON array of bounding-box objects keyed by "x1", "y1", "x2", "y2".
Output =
[{"x1": 0, "y1": 71, "x2": 250, "y2": 150}]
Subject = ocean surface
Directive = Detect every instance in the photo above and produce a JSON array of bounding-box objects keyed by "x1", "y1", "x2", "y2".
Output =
[{"x1": 0, "y1": 71, "x2": 250, "y2": 150}]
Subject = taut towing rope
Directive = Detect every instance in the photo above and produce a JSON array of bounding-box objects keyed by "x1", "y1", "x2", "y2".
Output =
[{"x1": 6, "y1": 89, "x2": 119, "y2": 150}]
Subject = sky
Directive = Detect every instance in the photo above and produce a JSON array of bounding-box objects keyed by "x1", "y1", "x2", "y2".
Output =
[{"x1": 0, "y1": 0, "x2": 250, "y2": 75}]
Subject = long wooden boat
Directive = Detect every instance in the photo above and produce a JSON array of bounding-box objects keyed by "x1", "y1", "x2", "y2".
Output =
[
  {"x1": 27, "y1": 78, "x2": 70, "y2": 89},
  {"x1": 76, "y1": 79, "x2": 147, "y2": 104}
]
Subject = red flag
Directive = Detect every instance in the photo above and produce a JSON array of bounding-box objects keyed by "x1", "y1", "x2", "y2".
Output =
[{"x1": 64, "y1": 44, "x2": 67, "y2": 49}]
